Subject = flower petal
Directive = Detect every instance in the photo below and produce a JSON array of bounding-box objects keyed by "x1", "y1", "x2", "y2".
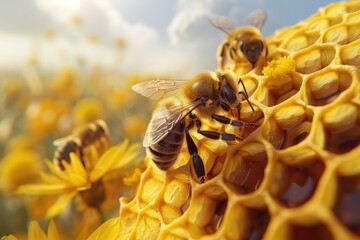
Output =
[
  {"x1": 1, "y1": 235, "x2": 18, "y2": 240},
  {"x1": 69, "y1": 152, "x2": 87, "y2": 178},
  {"x1": 45, "y1": 191, "x2": 77, "y2": 218},
  {"x1": 47, "y1": 219, "x2": 61, "y2": 240},
  {"x1": 87, "y1": 217, "x2": 119, "y2": 240},
  {"x1": 28, "y1": 221, "x2": 47, "y2": 240},
  {"x1": 90, "y1": 140, "x2": 139, "y2": 182},
  {"x1": 17, "y1": 183, "x2": 70, "y2": 195}
]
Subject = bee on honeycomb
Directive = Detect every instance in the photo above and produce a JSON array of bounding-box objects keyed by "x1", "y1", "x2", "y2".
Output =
[{"x1": 90, "y1": 1, "x2": 360, "y2": 239}]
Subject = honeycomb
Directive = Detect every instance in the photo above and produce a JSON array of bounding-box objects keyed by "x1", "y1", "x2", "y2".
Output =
[{"x1": 100, "y1": 1, "x2": 360, "y2": 239}]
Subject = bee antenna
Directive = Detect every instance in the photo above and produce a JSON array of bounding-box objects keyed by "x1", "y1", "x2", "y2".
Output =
[{"x1": 238, "y1": 78, "x2": 255, "y2": 112}]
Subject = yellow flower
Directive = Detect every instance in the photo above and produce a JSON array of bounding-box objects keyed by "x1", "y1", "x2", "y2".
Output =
[
  {"x1": 17, "y1": 140, "x2": 139, "y2": 218},
  {"x1": 0, "y1": 149, "x2": 42, "y2": 193},
  {"x1": 2, "y1": 220, "x2": 62, "y2": 240},
  {"x1": 73, "y1": 98, "x2": 104, "y2": 125}
]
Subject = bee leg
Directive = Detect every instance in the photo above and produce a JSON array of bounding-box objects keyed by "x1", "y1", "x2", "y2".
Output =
[
  {"x1": 185, "y1": 124, "x2": 205, "y2": 184},
  {"x1": 211, "y1": 114, "x2": 255, "y2": 128},
  {"x1": 197, "y1": 128, "x2": 244, "y2": 142}
]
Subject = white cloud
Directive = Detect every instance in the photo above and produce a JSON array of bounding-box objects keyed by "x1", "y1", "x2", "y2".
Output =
[{"x1": 168, "y1": 8, "x2": 212, "y2": 46}]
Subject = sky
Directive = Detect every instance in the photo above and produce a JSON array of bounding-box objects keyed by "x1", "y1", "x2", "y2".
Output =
[{"x1": 0, "y1": 0, "x2": 340, "y2": 79}]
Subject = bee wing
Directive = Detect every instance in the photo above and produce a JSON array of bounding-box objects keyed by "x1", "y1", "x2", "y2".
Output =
[
  {"x1": 209, "y1": 15, "x2": 235, "y2": 36},
  {"x1": 143, "y1": 101, "x2": 202, "y2": 147},
  {"x1": 245, "y1": 9, "x2": 267, "y2": 30},
  {"x1": 131, "y1": 79, "x2": 187, "y2": 100}
]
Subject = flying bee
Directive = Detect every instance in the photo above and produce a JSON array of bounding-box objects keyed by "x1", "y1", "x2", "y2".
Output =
[
  {"x1": 53, "y1": 119, "x2": 110, "y2": 171},
  {"x1": 132, "y1": 70, "x2": 256, "y2": 183},
  {"x1": 209, "y1": 9, "x2": 268, "y2": 69}
]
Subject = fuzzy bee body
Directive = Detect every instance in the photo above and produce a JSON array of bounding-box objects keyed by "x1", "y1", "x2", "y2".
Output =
[{"x1": 53, "y1": 119, "x2": 110, "y2": 171}]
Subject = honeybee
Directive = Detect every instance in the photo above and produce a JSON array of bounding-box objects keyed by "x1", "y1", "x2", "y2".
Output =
[
  {"x1": 132, "y1": 70, "x2": 255, "y2": 183},
  {"x1": 53, "y1": 119, "x2": 110, "y2": 171},
  {"x1": 209, "y1": 9, "x2": 268, "y2": 69}
]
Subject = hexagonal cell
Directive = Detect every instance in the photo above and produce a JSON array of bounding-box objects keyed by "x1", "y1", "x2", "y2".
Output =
[
  {"x1": 281, "y1": 29, "x2": 320, "y2": 52},
  {"x1": 269, "y1": 157, "x2": 325, "y2": 208},
  {"x1": 203, "y1": 198, "x2": 227, "y2": 234},
  {"x1": 324, "y1": 1, "x2": 360, "y2": 16},
  {"x1": 187, "y1": 188, "x2": 228, "y2": 237},
  {"x1": 323, "y1": 103, "x2": 360, "y2": 154},
  {"x1": 340, "y1": 39, "x2": 360, "y2": 68},
  {"x1": 258, "y1": 72, "x2": 302, "y2": 107},
  {"x1": 224, "y1": 142, "x2": 268, "y2": 194},
  {"x1": 305, "y1": 68, "x2": 353, "y2": 106},
  {"x1": 323, "y1": 22, "x2": 360, "y2": 45},
  {"x1": 223, "y1": 204, "x2": 270, "y2": 240},
  {"x1": 333, "y1": 174, "x2": 360, "y2": 236},
  {"x1": 306, "y1": 16, "x2": 343, "y2": 31},
  {"x1": 294, "y1": 44, "x2": 336, "y2": 74},
  {"x1": 265, "y1": 105, "x2": 313, "y2": 149},
  {"x1": 135, "y1": 213, "x2": 161, "y2": 239},
  {"x1": 288, "y1": 222, "x2": 334, "y2": 240}
]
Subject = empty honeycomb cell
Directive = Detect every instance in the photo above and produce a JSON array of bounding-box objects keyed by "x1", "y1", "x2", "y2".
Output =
[
  {"x1": 161, "y1": 204, "x2": 182, "y2": 224},
  {"x1": 288, "y1": 222, "x2": 334, "y2": 240},
  {"x1": 323, "y1": 103, "x2": 360, "y2": 154},
  {"x1": 294, "y1": 44, "x2": 336, "y2": 74},
  {"x1": 203, "y1": 198, "x2": 227, "y2": 234},
  {"x1": 269, "y1": 106, "x2": 313, "y2": 149},
  {"x1": 340, "y1": 39, "x2": 360, "y2": 68},
  {"x1": 135, "y1": 214, "x2": 161, "y2": 240},
  {"x1": 323, "y1": 22, "x2": 360, "y2": 45},
  {"x1": 262, "y1": 72, "x2": 303, "y2": 107},
  {"x1": 281, "y1": 29, "x2": 320, "y2": 52},
  {"x1": 263, "y1": 118, "x2": 284, "y2": 149},
  {"x1": 269, "y1": 158, "x2": 325, "y2": 207},
  {"x1": 333, "y1": 173, "x2": 360, "y2": 236},
  {"x1": 224, "y1": 142, "x2": 267, "y2": 193},
  {"x1": 305, "y1": 68, "x2": 352, "y2": 106},
  {"x1": 223, "y1": 204, "x2": 270, "y2": 240},
  {"x1": 206, "y1": 153, "x2": 226, "y2": 180}
]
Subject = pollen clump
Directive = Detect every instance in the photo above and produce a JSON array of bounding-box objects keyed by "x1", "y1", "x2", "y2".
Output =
[{"x1": 93, "y1": 1, "x2": 360, "y2": 239}]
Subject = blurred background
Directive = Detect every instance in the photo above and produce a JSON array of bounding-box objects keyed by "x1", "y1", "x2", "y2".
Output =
[{"x1": 0, "y1": 0, "x2": 339, "y2": 238}]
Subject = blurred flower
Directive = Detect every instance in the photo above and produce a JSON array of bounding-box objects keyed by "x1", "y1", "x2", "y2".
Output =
[
  {"x1": 17, "y1": 139, "x2": 139, "y2": 218},
  {"x1": 0, "y1": 149, "x2": 42, "y2": 194},
  {"x1": 87, "y1": 33, "x2": 99, "y2": 44},
  {"x1": 26, "y1": 98, "x2": 69, "y2": 136},
  {"x1": 73, "y1": 98, "x2": 103, "y2": 125},
  {"x1": 50, "y1": 68, "x2": 80, "y2": 100},
  {"x1": 2, "y1": 220, "x2": 62, "y2": 240},
  {"x1": 121, "y1": 114, "x2": 147, "y2": 138},
  {"x1": 71, "y1": 15, "x2": 82, "y2": 26}
]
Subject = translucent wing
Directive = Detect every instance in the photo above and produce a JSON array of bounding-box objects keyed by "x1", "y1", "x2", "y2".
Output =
[
  {"x1": 245, "y1": 9, "x2": 267, "y2": 30},
  {"x1": 143, "y1": 101, "x2": 202, "y2": 147},
  {"x1": 131, "y1": 79, "x2": 187, "y2": 100},
  {"x1": 209, "y1": 15, "x2": 235, "y2": 36}
]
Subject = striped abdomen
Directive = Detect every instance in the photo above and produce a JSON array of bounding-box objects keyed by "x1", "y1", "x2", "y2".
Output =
[{"x1": 148, "y1": 122, "x2": 185, "y2": 170}]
